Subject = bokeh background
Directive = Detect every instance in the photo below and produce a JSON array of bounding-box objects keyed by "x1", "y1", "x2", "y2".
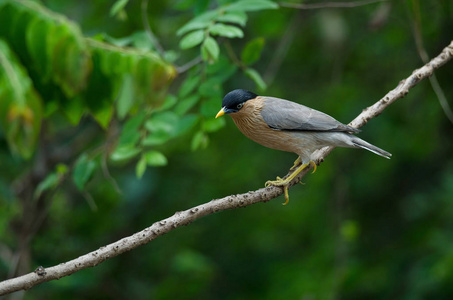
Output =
[{"x1": 1, "y1": 0, "x2": 453, "y2": 299}]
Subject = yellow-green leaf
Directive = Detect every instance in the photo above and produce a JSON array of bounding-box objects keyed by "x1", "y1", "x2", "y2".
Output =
[
  {"x1": 209, "y1": 24, "x2": 243, "y2": 38},
  {"x1": 144, "y1": 150, "x2": 168, "y2": 167},
  {"x1": 180, "y1": 30, "x2": 205, "y2": 49},
  {"x1": 0, "y1": 38, "x2": 42, "y2": 159},
  {"x1": 241, "y1": 37, "x2": 265, "y2": 66},
  {"x1": 201, "y1": 36, "x2": 220, "y2": 62}
]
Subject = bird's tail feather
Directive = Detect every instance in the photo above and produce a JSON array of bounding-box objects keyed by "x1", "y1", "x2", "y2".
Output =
[{"x1": 351, "y1": 137, "x2": 392, "y2": 159}]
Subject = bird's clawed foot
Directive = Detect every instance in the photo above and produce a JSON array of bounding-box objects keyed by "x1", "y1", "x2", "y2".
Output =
[{"x1": 265, "y1": 161, "x2": 317, "y2": 205}]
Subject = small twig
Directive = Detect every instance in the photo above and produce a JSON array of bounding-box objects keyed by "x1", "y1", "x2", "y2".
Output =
[
  {"x1": 1, "y1": 40, "x2": 452, "y2": 296},
  {"x1": 176, "y1": 56, "x2": 203, "y2": 74},
  {"x1": 279, "y1": 0, "x2": 387, "y2": 9},
  {"x1": 82, "y1": 190, "x2": 98, "y2": 212},
  {"x1": 409, "y1": 0, "x2": 453, "y2": 124},
  {"x1": 224, "y1": 40, "x2": 245, "y2": 69},
  {"x1": 425, "y1": 73, "x2": 453, "y2": 124},
  {"x1": 264, "y1": 12, "x2": 304, "y2": 85},
  {"x1": 101, "y1": 154, "x2": 122, "y2": 194},
  {"x1": 141, "y1": 0, "x2": 165, "y2": 57}
]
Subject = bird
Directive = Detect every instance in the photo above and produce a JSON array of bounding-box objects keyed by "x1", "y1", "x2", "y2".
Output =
[{"x1": 215, "y1": 89, "x2": 391, "y2": 205}]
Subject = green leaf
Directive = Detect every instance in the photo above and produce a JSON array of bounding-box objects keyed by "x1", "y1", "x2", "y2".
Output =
[
  {"x1": 118, "y1": 111, "x2": 146, "y2": 146},
  {"x1": 99, "y1": 32, "x2": 134, "y2": 47},
  {"x1": 33, "y1": 164, "x2": 67, "y2": 199},
  {"x1": 116, "y1": 74, "x2": 134, "y2": 119},
  {"x1": 91, "y1": 101, "x2": 113, "y2": 129},
  {"x1": 2, "y1": 0, "x2": 176, "y2": 130},
  {"x1": 56, "y1": 163, "x2": 69, "y2": 174},
  {"x1": 144, "y1": 111, "x2": 178, "y2": 135},
  {"x1": 144, "y1": 150, "x2": 168, "y2": 167},
  {"x1": 244, "y1": 68, "x2": 267, "y2": 91},
  {"x1": 174, "y1": 114, "x2": 199, "y2": 136},
  {"x1": 200, "y1": 97, "x2": 221, "y2": 118},
  {"x1": 225, "y1": 0, "x2": 279, "y2": 12},
  {"x1": 110, "y1": 145, "x2": 141, "y2": 162},
  {"x1": 206, "y1": 56, "x2": 238, "y2": 80},
  {"x1": 174, "y1": 0, "x2": 198, "y2": 10},
  {"x1": 209, "y1": 24, "x2": 243, "y2": 38},
  {"x1": 202, "y1": 117, "x2": 225, "y2": 132},
  {"x1": 198, "y1": 79, "x2": 222, "y2": 98},
  {"x1": 25, "y1": 17, "x2": 51, "y2": 79},
  {"x1": 209, "y1": 65, "x2": 238, "y2": 83},
  {"x1": 340, "y1": 220, "x2": 359, "y2": 242},
  {"x1": 131, "y1": 31, "x2": 153, "y2": 51},
  {"x1": 216, "y1": 11, "x2": 247, "y2": 26},
  {"x1": 241, "y1": 37, "x2": 265, "y2": 65},
  {"x1": 191, "y1": 130, "x2": 209, "y2": 151},
  {"x1": 177, "y1": 10, "x2": 219, "y2": 36},
  {"x1": 179, "y1": 30, "x2": 205, "y2": 50},
  {"x1": 81, "y1": 51, "x2": 113, "y2": 128},
  {"x1": 142, "y1": 111, "x2": 178, "y2": 146},
  {"x1": 164, "y1": 50, "x2": 179, "y2": 63},
  {"x1": 156, "y1": 94, "x2": 178, "y2": 112},
  {"x1": 136, "y1": 156, "x2": 147, "y2": 179},
  {"x1": 60, "y1": 95, "x2": 85, "y2": 125},
  {"x1": 73, "y1": 154, "x2": 96, "y2": 191},
  {"x1": 110, "y1": 0, "x2": 129, "y2": 17},
  {"x1": 87, "y1": 38, "x2": 176, "y2": 115},
  {"x1": 201, "y1": 36, "x2": 220, "y2": 62},
  {"x1": 15, "y1": 0, "x2": 93, "y2": 96},
  {"x1": 34, "y1": 172, "x2": 59, "y2": 200},
  {"x1": 174, "y1": 95, "x2": 200, "y2": 116},
  {"x1": 178, "y1": 75, "x2": 201, "y2": 99},
  {"x1": 0, "y1": 39, "x2": 43, "y2": 159},
  {"x1": 142, "y1": 130, "x2": 172, "y2": 146}
]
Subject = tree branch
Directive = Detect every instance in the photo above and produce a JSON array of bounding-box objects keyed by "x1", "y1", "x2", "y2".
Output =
[
  {"x1": 141, "y1": 0, "x2": 165, "y2": 57},
  {"x1": 279, "y1": 0, "x2": 387, "y2": 10},
  {"x1": 409, "y1": 0, "x2": 453, "y2": 124},
  {"x1": 1, "y1": 40, "x2": 452, "y2": 296},
  {"x1": 175, "y1": 56, "x2": 202, "y2": 74}
]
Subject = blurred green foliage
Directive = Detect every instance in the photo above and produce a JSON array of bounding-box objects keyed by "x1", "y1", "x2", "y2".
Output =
[{"x1": 0, "y1": 0, "x2": 452, "y2": 299}]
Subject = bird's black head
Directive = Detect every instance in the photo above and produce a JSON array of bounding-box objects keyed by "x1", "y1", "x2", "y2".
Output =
[{"x1": 217, "y1": 89, "x2": 258, "y2": 117}]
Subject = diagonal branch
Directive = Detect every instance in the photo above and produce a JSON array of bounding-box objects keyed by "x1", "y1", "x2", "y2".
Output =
[
  {"x1": 141, "y1": 0, "x2": 165, "y2": 57},
  {"x1": 1, "y1": 40, "x2": 452, "y2": 296},
  {"x1": 279, "y1": 0, "x2": 387, "y2": 10},
  {"x1": 409, "y1": 0, "x2": 453, "y2": 124}
]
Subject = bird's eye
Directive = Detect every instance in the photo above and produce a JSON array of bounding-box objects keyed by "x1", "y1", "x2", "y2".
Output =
[{"x1": 237, "y1": 103, "x2": 243, "y2": 109}]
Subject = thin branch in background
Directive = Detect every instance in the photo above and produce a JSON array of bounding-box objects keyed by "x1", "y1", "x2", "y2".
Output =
[
  {"x1": 101, "y1": 154, "x2": 122, "y2": 195},
  {"x1": 1, "y1": 40, "x2": 452, "y2": 296},
  {"x1": 141, "y1": 0, "x2": 165, "y2": 57},
  {"x1": 82, "y1": 191, "x2": 98, "y2": 211},
  {"x1": 410, "y1": 0, "x2": 453, "y2": 124},
  {"x1": 279, "y1": 0, "x2": 387, "y2": 9},
  {"x1": 425, "y1": 73, "x2": 453, "y2": 124},
  {"x1": 176, "y1": 56, "x2": 203, "y2": 74},
  {"x1": 224, "y1": 40, "x2": 244, "y2": 68},
  {"x1": 7, "y1": 253, "x2": 20, "y2": 279},
  {"x1": 264, "y1": 11, "x2": 304, "y2": 85}
]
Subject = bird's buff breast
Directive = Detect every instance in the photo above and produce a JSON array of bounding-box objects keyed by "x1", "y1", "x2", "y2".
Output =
[{"x1": 230, "y1": 99, "x2": 309, "y2": 156}]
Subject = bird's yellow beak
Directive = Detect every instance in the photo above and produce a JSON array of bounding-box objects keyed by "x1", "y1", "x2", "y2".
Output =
[{"x1": 215, "y1": 107, "x2": 226, "y2": 118}]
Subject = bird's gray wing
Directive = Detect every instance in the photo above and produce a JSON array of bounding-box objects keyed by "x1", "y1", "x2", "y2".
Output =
[{"x1": 260, "y1": 97, "x2": 360, "y2": 133}]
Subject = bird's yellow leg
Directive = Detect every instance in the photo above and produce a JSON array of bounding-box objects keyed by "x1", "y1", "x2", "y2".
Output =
[
  {"x1": 290, "y1": 156, "x2": 301, "y2": 171},
  {"x1": 265, "y1": 161, "x2": 317, "y2": 205}
]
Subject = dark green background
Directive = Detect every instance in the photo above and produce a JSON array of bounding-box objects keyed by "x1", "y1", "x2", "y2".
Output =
[{"x1": 2, "y1": 0, "x2": 453, "y2": 299}]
